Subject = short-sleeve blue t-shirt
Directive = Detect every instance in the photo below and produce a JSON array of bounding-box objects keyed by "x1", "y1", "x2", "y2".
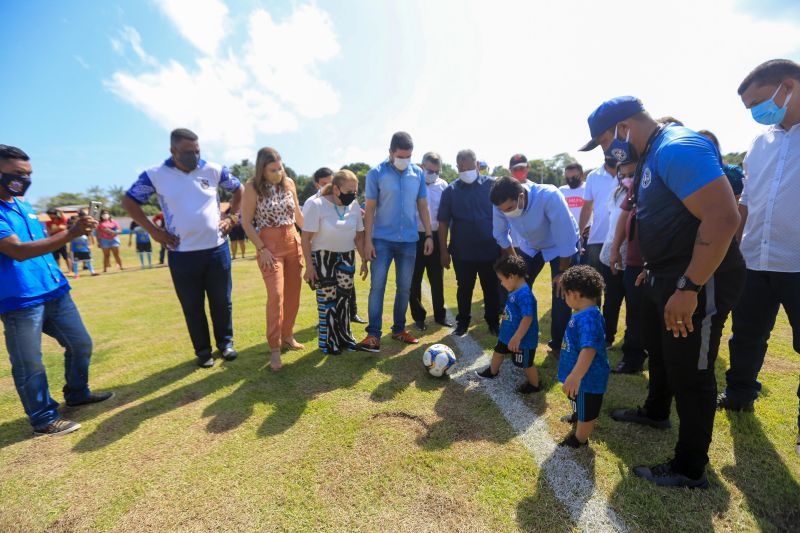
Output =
[
  {"x1": 557, "y1": 307, "x2": 610, "y2": 394},
  {"x1": 133, "y1": 225, "x2": 151, "y2": 244},
  {"x1": 635, "y1": 125, "x2": 724, "y2": 271},
  {"x1": 71, "y1": 235, "x2": 91, "y2": 253},
  {"x1": 499, "y1": 284, "x2": 538, "y2": 349}
]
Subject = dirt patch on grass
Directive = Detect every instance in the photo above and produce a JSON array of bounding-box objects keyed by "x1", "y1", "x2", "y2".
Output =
[{"x1": 759, "y1": 355, "x2": 800, "y2": 374}]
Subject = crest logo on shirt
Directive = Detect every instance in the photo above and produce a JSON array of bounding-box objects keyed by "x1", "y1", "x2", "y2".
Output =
[
  {"x1": 200, "y1": 178, "x2": 210, "y2": 189},
  {"x1": 641, "y1": 167, "x2": 652, "y2": 189}
]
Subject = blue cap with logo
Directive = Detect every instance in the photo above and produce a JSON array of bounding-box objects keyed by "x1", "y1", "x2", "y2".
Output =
[{"x1": 579, "y1": 96, "x2": 645, "y2": 151}]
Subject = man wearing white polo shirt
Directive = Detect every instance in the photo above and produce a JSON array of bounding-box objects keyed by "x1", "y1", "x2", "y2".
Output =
[{"x1": 122, "y1": 129, "x2": 243, "y2": 368}]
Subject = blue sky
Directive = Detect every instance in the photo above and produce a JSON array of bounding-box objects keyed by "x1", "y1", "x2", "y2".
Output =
[{"x1": 3, "y1": 0, "x2": 800, "y2": 205}]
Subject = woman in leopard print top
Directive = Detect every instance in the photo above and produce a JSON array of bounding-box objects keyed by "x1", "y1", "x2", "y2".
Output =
[{"x1": 242, "y1": 147, "x2": 305, "y2": 371}]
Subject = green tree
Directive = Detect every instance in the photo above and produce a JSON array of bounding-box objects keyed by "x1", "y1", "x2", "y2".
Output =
[
  {"x1": 492, "y1": 165, "x2": 511, "y2": 178},
  {"x1": 723, "y1": 152, "x2": 745, "y2": 167},
  {"x1": 440, "y1": 163, "x2": 458, "y2": 183},
  {"x1": 37, "y1": 192, "x2": 90, "y2": 211}
]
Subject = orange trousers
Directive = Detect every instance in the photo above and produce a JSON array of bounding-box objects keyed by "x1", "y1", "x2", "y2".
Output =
[{"x1": 259, "y1": 225, "x2": 303, "y2": 349}]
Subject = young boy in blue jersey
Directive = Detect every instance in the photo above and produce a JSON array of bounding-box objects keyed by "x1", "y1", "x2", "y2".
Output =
[
  {"x1": 69, "y1": 214, "x2": 97, "y2": 278},
  {"x1": 557, "y1": 265, "x2": 610, "y2": 448},
  {"x1": 476, "y1": 255, "x2": 540, "y2": 394},
  {"x1": 129, "y1": 221, "x2": 152, "y2": 268}
]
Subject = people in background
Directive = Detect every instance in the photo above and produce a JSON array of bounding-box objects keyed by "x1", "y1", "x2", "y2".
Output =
[
  {"x1": 0, "y1": 145, "x2": 113, "y2": 437},
  {"x1": 46, "y1": 208, "x2": 73, "y2": 274},
  {"x1": 409, "y1": 152, "x2": 451, "y2": 331},
  {"x1": 227, "y1": 206, "x2": 247, "y2": 259},
  {"x1": 301, "y1": 169, "x2": 367, "y2": 355},
  {"x1": 69, "y1": 210, "x2": 97, "y2": 278},
  {"x1": 241, "y1": 147, "x2": 304, "y2": 371},
  {"x1": 153, "y1": 211, "x2": 166, "y2": 264},
  {"x1": 129, "y1": 221, "x2": 153, "y2": 269},
  {"x1": 123, "y1": 128, "x2": 242, "y2": 368},
  {"x1": 97, "y1": 209, "x2": 124, "y2": 273},
  {"x1": 560, "y1": 163, "x2": 587, "y2": 254},
  {"x1": 697, "y1": 129, "x2": 745, "y2": 200}
]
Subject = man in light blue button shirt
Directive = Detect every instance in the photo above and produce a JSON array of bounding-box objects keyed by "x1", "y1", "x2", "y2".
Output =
[
  {"x1": 491, "y1": 176, "x2": 580, "y2": 354},
  {"x1": 357, "y1": 132, "x2": 434, "y2": 352}
]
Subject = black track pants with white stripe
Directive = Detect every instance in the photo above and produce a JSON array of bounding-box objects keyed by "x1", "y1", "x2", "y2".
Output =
[{"x1": 641, "y1": 265, "x2": 745, "y2": 479}]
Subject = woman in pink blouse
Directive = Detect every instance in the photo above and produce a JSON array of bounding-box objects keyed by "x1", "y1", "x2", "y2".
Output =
[
  {"x1": 97, "y1": 209, "x2": 124, "y2": 272},
  {"x1": 242, "y1": 147, "x2": 304, "y2": 371}
]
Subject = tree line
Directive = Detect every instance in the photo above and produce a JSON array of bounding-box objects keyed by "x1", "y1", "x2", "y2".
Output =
[{"x1": 35, "y1": 151, "x2": 747, "y2": 213}]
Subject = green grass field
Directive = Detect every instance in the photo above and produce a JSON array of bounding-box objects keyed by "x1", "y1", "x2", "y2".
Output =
[{"x1": 1, "y1": 243, "x2": 798, "y2": 532}]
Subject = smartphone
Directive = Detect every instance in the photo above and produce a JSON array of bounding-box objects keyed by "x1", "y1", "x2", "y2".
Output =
[{"x1": 89, "y1": 201, "x2": 102, "y2": 220}]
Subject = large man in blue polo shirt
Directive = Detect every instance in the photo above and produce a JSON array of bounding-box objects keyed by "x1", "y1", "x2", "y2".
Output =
[
  {"x1": 579, "y1": 96, "x2": 744, "y2": 488},
  {"x1": 438, "y1": 149, "x2": 500, "y2": 337},
  {"x1": 356, "y1": 132, "x2": 433, "y2": 353},
  {"x1": 491, "y1": 177, "x2": 580, "y2": 353},
  {"x1": 0, "y1": 145, "x2": 113, "y2": 437},
  {"x1": 122, "y1": 129, "x2": 243, "y2": 368}
]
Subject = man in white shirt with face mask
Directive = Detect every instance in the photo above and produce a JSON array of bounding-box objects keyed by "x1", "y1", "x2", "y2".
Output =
[{"x1": 409, "y1": 152, "x2": 451, "y2": 331}]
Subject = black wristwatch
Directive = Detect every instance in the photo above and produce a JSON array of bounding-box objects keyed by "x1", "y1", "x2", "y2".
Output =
[
  {"x1": 425, "y1": 234, "x2": 433, "y2": 240},
  {"x1": 676, "y1": 275, "x2": 702, "y2": 292}
]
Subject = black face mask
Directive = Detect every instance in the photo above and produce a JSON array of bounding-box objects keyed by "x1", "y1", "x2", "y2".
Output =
[
  {"x1": 338, "y1": 191, "x2": 357, "y2": 206},
  {"x1": 177, "y1": 151, "x2": 200, "y2": 171},
  {"x1": 566, "y1": 177, "x2": 582, "y2": 189},
  {"x1": 0, "y1": 173, "x2": 32, "y2": 196}
]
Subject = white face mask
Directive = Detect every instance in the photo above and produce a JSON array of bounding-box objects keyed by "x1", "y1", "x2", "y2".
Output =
[
  {"x1": 504, "y1": 193, "x2": 525, "y2": 218},
  {"x1": 458, "y1": 169, "x2": 478, "y2": 184},
  {"x1": 393, "y1": 157, "x2": 410, "y2": 171},
  {"x1": 425, "y1": 171, "x2": 439, "y2": 184}
]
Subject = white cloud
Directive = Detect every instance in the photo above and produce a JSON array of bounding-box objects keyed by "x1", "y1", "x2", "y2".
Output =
[
  {"x1": 155, "y1": 0, "x2": 229, "y2": 56},
  {"x1": 110, "y1": 26, "x2": 158, "y2": 66},
  {"x1": 74, "y1": 55, "x2": 90, "y2": 70},
  {"x1": 106, "y1": 2, "x2": 340, "y2": 163}
]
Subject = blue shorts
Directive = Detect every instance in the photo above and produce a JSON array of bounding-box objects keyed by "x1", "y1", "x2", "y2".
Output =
[
  {"x1": 494, "y1": 340, "x2": 536, "y2": 369},
  {"x1": 568, "y1": 391, "x2": 604, "y2": 422},
  {"x1": 99, "y1": 237, "x2": 120, "y2": 249}
]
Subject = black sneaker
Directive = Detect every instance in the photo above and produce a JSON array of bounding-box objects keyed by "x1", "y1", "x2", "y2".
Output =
[
  {"x1": 66, "y1": 391, "x2": 114, "y2": 407},
  {"x1": 633, "y1": 460, "x2": 709, "y2": 489},
  {"x1": 435, "y1": 318, "x2": 453, "y2": 328},
  {"x1": 476, "y1": 367, "x2": 498, "y2": 379},
  {"x1": 611, "y1": 361, "x2": 643, "y2": 374},
  {"x1": 453, "y1": 324, "x2": 468, "y2": 337},
  {"x1": 610, "y1": 407, "x2": 671, "y2": 429},
  {"x1": 716, "y1": 392, "x2": 754, "y2": 412},
  {"x1": 221, "y1": 347, "x2": 238, "y2": 361},
  {"x1": 33, "y1": 418, "x2": 81, "y2": 437},
  {"x1": 558, "y1": 433, "x2": 588, "y2": 448},
  {"x1": 560, "y1": 412, "x2": 577, "y2": 424},
  {"x1": 517, "y1": 382, "x2": 541, "y2": 394},
  {"x1": 197, "y1": 356, "x2": 214, "y2": 368},
  {"x1": 414, "y1": 320, "x2": 427, "y2": 331},
  {"x1": 351, "y1": 314, "x2": 367, "y2": 324}
]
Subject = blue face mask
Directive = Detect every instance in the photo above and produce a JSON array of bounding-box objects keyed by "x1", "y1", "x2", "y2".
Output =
[
  {"x1": 604, "y1": 125, "x2": 634, "y2": 163},
  {"x1": 751, "y1": 85, "x2": 793, "y2": 125}
]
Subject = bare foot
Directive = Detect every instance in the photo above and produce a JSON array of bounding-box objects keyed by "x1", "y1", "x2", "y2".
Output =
[
  {"x1": 282, "y1": 337, "x2": 304, "y2": 350},
  {"x1": 269, "y1": 350, "x2": 283, "y2": 372}
]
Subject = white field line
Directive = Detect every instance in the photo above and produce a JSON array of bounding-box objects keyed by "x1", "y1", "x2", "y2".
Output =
[{"x1": 422, "y1": 284, "x2": 628, "y2": 532}]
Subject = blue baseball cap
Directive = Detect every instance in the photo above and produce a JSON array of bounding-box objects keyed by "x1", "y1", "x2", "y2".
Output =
[{"x1": 579, "y1": 96, "x2": 645, "y2": 151}]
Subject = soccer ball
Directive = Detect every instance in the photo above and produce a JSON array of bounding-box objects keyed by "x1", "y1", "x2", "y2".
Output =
[{"x1": 422, "y1": 344, "x2": 457, "y2": 377}]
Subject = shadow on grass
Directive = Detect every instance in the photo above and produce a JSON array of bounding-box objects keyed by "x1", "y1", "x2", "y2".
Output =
[
  {"x1": 71, "y1": 322, "x2": 336, "y2": 452},
  {"x1": 721, "y1": 411, "x2": 800, "y2": 531},
  {"x1": 517, "y1": 447, "x2": 598, "y2": 531}
]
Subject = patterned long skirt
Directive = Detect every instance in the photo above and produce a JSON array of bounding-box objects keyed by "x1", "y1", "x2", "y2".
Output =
[{"x1": 312, "y1": 249, "x2": 357, "y2": 354}]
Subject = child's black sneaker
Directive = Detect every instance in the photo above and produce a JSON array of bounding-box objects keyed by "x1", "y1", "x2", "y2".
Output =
[
  {"x1": 475, "y1": 367, "x2": 498, "y2": 379},
  {"x1": 558, "y1": 433, "x2": 588, "y2": 448},
  {"x1": 517, "y1": 382, "x2": 541, "y2": 394}
]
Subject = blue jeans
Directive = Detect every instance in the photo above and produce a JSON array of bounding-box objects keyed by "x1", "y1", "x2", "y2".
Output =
[
  {"x1": 726, "y1": 269, "x2": 800, "y2": 403},
  {"x1": 367, "y1": 238, "x2": 417, "y2": 338},
  {"x1": 1, "y1": 293, "x2": 93, "y2": 429},
  {"x1": 168, "y1": 242, "x2": 234, "y2": 358}
]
